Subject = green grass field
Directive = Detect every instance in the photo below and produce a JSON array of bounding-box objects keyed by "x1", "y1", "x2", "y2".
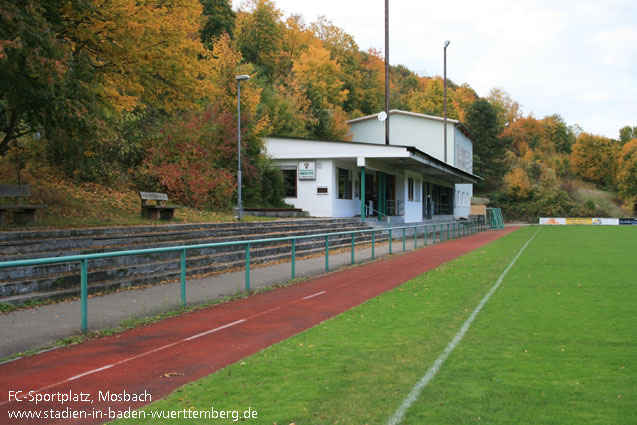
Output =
[{"x1": 111, "y1": 226, "x2": 636, "y2": 425}]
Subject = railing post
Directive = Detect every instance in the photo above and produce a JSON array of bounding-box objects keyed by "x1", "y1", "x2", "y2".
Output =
[
  {"x1": 414, "y1": 227, "x2": 418, "y2": 249},
  {"x1": 291, "y1": 239, "x2": 296, "y2": 279},
  {"x1": 433, "y1": 224, "x2": 436, "y2": 244},
  {"x1": 81, "y1": 259, "x2": 88, "y2": 332},
  {"x1": 351, "y1": 233, "x2": 355, "y2": 265},
  {"x1": 180, "y1": 249, "x2": 186, "y2": 308},
  {"x1": 371, "y1": 230, "x2": 375, "y2": 260},
  {"x1": 245, "y1": 243, "x2": 251, "y2": 291},
  {"x1": 389, "y1": 229, "x2": 393, "y2": 254},
  {"x1": 403, "y1": 228, "x2": 406, "y2": 251},
  {"x1": 424, "y1": 225, "x2": 428, "y2": 246},
  {"x1": 447, "y1": 223, "x2": 450, "y2": 240},
  {"x1": 440, "y1": 223, "x2": 443, "y2": 242},
  {"x1": 325, "y1": 235, "x2": 329, "y2": 271}
]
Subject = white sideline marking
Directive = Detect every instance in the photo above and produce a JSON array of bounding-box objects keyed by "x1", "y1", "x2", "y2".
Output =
[
  {"x1": 302, "y1": 291, "x2": 326, "y2": 300},
  {"x1": 386, "y1": 228, "x2": 540, "y2": 425}
]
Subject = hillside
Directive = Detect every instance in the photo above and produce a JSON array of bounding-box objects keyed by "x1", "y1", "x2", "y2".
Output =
[{"x1": 1, "y1": 0, "x2": 635, "y2": 219}]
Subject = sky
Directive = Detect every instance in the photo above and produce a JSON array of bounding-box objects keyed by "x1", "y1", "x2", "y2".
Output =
[{"x1": 232, "y1": 0, "x2": 637, "y2": 139}]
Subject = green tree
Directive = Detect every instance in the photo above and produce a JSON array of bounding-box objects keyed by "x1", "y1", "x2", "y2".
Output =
[
  {"x1": 619, "y1": 125, "x2": 637, "y2": 145},
  {"x1": 464, "y1": 99, "x2": 505, "y2": 187},
  {"x1": 235, "y1": 0, "x2": 283, "y2": 81},
  {"x1": 542, "y1": 114, "x2": 576, "y2": 153},
  {"x1": 0, "y1": 0, "x2": 68, "y2": 155},
  {"x1": 200, "y1": 0, "x2": 236, "y2": 47}
]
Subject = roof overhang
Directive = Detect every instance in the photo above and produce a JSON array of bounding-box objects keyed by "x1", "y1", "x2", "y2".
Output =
[{"x1": 266, "y1": 136, "x2": 481, "y2": 184}]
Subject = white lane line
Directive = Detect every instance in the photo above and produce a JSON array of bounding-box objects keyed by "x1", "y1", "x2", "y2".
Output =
[
  {"x1": 2, "y1": 287, "x2": 335, "y2": 404},
  {"x1": 184, "y1": 319, "x2": 247, "y2": 341},
  {"x1": 1, "y1": 319, "x2": 248, "y2": 405},
  {"x1": 302, "y1": 291, "x2": 326, "y2": 300},
  {"x1": 386, "y1": 228, "x2": 540, "y2": 425}
]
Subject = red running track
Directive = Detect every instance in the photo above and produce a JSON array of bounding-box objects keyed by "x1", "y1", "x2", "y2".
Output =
[{"x1": 1, "y1": 227, "x2": 518, "y2": 424}]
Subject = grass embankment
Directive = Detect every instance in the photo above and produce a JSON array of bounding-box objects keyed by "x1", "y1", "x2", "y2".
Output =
[
  {"x1": 0, "y1": 167, "x2": 273, "y2": 229},
  {"x1": 109, "y1": 226, "x2": 636, "y2": 425}
]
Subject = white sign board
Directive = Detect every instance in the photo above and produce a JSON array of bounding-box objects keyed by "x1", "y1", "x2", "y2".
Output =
[
  {"x1": 298, "y1": 161, "x2": 316, "y2": 180},
  {"x1": 539, "y1": 218, "x2": 566, "y2": 225},
  {"x1": 592, "y1": 218, "x2": 619, "y2": 225}
]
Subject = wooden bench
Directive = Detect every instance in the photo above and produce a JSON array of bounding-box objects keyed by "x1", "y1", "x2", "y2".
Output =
[
  {"x1": 139, "y1": 191, "x2": 180, "y2": 220},
  {"x1": 0, "y1": 185, "x2": 47, "y2": 225}
]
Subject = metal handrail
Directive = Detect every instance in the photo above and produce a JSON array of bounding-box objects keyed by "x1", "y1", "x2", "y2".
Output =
[{"x1": 0, "y1": 219, "x2": 488, "y2": 331}]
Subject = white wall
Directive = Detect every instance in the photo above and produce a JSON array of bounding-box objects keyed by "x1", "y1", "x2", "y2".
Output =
[
  {"x1": 454, "y1": 128, "x2": 473, "y2": 174},
  {"x1": 332, "y1": 160, "x2": 361, "y2": 218},
  {"x1": 349, "y1": 112, "x2": 458, "y2": 166},
  {"x1": 276, "y1": 159, "x2": 333, "y2": 217},
  {"x1": 454, "y1": 183, "x2": 473, "y2": 218}
]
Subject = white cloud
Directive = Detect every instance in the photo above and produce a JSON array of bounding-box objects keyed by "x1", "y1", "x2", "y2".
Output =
[{"x1": 232, "y1": 0, "x2": 637, "y2": 138}]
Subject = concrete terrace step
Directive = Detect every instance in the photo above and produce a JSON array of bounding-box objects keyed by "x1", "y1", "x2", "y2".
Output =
[
  {"x1": 0, "y1": 219, "x2": 362, "y2": 256},
  {"x1": 0, "y1": 222, "x2": 367, "y2": 262},
  {"x1": 0, "y1": 219, "x2": 377, "y2": 304}
]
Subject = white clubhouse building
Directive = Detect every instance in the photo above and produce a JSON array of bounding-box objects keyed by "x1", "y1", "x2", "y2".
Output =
[{"x1": 265, "y1": 110, "x2": 480, "y2": 223}]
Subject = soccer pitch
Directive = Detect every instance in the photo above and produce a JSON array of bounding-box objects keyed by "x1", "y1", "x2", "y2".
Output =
[{"x1": 111, "y1": 226, "x2": 636, "y2": 425}]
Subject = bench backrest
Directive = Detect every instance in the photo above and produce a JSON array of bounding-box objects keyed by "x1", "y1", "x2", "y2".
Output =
[
  {"x1": 0, "y1": 185, "x2": 30, "y2": 198},
  {"x1": 139, "y1": 191, "x2": 169, "y2": 202}
]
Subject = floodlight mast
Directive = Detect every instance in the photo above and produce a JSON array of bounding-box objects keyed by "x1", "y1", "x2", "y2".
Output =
[
  {"x1": 236, "y1": 74, "x2": 250, "y2": 220},
  {"x1": 443, "y1": 40, "x2": 450, "y2": 163}
]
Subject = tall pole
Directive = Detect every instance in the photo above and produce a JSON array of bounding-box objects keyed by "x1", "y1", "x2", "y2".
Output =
[
  {"x1": 237, "y1": 80, "x2": 242, "y2": 220},
  {"x1": 236, "y1": 74, "x2": 250, "y2": 221},
  {"x1": 443, "y1": 40, "x2": 450, "y2": 163},
  {"x1": 384, "y1": 0, "x2": 390, "y2": 145}
]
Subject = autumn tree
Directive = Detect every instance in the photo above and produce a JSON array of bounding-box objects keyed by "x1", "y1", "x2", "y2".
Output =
[
  {"x1": 406, "y1": 77, "x2": 459, "y2": 119},
  {"x1": 310, "y1": 17, "x2": 364, "y2": 115},
  {"x1": 291, "y1": 39, "x2": 350, "y2": 140},
  {"x1": 570, "y1": 133, "x2": 619, "y2": 187},
  {"x1": 1, "y1": 0, "x2": 213, "y2": 174},
  {"x1": 487, "y1": 87, "x2": 522, "y2": 129},
  {"x1": 616, "y1": 139, "x2": 637, "y2": 213}
]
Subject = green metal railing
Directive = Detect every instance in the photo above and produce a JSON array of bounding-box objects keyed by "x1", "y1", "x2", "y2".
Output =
[{"x1": 0, "y1": 218, "x2": 493, "y2": 332}]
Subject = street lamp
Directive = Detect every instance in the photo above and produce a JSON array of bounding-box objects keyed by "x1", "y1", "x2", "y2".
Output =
[
  {"x1": 443, "y1": 40, "x2": 450, "y2": 163},
  {"x1": 236, "y1": 74, "x2": 250, "y2": 221}
]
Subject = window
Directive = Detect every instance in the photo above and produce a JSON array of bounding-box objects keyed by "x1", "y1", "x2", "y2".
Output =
[
  {"x1": 408, "y1": 177, "x2": 415, "y2": 201},
  {"x1": 337, "y1": 168, "x2": 352, "y2": 199},
  {"x1": 281, "y1": 168, "x2": 297, "y2": 198},
  {"x1": 415, "y1": 179, "x2": 421, "y2": 202}
]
